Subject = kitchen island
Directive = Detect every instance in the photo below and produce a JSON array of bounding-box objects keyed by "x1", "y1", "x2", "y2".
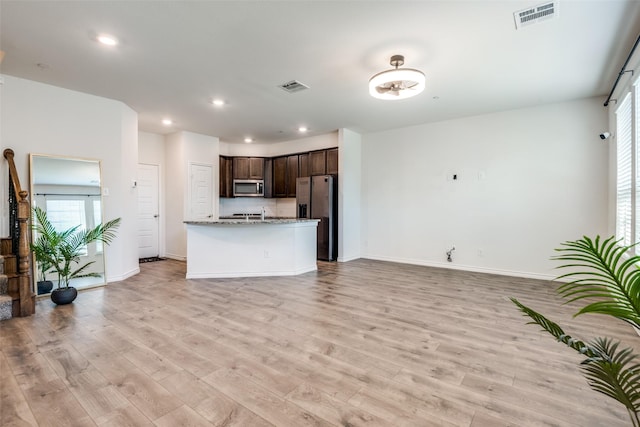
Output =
[{"x1": 184, "y1": 218, "x2": 319, "y2": 279}]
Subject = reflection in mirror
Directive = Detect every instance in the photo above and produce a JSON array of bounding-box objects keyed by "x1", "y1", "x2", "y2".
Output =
[{"x1": 30, "y1": 154, "x2": 105, "y2": 294}]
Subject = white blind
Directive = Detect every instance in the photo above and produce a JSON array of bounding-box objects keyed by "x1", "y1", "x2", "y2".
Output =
[
  {"x1": 635, "y1": 81, "x2": 640, "y2": 252},
  {"x1": 45, "y1": 199, "x2": 88, "y2": 255},
  {"x1": 617, "y1": 93, "x2": 633, "y2": 246}
]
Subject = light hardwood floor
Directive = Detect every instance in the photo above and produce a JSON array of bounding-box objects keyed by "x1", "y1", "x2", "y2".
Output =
[{"x1": 1, "y1": 259, "x2": 638, "y2": 426}]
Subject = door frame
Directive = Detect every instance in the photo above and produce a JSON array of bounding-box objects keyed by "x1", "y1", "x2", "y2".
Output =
[
  {"x1": 137, "y1": 162, "x2": 164, "y2": 258},
  {"x1": 187, "y1": 161, "x2": 215, "y2": 221}
]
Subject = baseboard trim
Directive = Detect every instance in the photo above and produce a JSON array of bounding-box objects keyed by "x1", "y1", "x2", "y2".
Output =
[
  {"x1": 106, "y1": 267, "x2": 140, "y2": 284},
  {"x1": 186, "y1": 265, "x2": 317, "y2": 279},
  {"x1": 164, "y1": 253, "x2": 187, "y2": 262},
  {"x1": 362, "y1": 255, "x2": 556, "y2": 281},
  {"x1": 337, "y1": 254, "x2": 361, "y2": 263}
]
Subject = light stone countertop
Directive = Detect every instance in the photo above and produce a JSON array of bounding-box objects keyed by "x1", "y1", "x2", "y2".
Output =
[{"x1": 184, "y1": 218, "x2": 319, "y2": 225}]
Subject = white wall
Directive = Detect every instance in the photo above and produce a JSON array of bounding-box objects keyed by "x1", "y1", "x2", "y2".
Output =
[
  {"x1": 0, "y1": 75, "x2": 139, "y2": 282},
  {"x1": 338, "y1": 128, "x2": 362, "y2": 262},
  {"x1": 164, "y1": 131, "x2": 219, "y2": 260},
  {"x1": 362, "y1": 97, "x2": 609, "y2": 279}
]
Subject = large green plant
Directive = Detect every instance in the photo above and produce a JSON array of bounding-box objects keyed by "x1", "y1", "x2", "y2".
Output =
[
  {"x1": 31, "y1": 206, "x2": 121, "y2": 289},
  {"x1": 512, "y1": 236, "x2": 640, "y2": 426}
]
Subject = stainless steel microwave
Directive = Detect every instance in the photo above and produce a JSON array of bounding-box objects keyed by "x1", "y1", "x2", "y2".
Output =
[{"x1": 233, "y1": 179, "x2": 264, "y2": 197}]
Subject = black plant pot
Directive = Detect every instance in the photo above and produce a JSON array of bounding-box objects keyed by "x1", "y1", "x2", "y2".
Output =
[
  {"x1": 51, "y1": 287, "x2": 78, "y2": 305},
  {"x1": 37, "y1": 280, "x2": 53, "y2": 295}
]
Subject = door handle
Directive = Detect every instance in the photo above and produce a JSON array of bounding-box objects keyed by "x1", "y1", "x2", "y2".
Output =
[{"x1": 153, "y1": 214, "x2": 159, "y2": 218}]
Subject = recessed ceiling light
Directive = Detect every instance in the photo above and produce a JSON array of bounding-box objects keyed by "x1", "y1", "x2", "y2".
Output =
[
  {"x1": 298, "y1": 126, "x2": 308, "y2": 133},
  {"x1": 162, "y1": 119, "x2": 173, "y2": 126},
  {"x1": 96, "y1": 34, "x2": 118, "y2": 46},
  {"x1": 211, "y1": 99, "x2": 225, "y2": 106},
  {"x1": 244, "y1": 137, "x2": 253, "y2": 143}
]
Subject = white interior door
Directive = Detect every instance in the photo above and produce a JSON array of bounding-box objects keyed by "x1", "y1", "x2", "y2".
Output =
[
  {"x1": 137, "y1": 163, "x2": 159, "y2": 259},
  {"x1": 189, "y1": 163, "x2": 213, "y2": 220}
]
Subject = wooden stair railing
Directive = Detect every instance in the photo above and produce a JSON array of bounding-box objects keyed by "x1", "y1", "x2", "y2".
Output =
[{"x1": 3, "y1": 149, "x2": 34, "y2": 317}]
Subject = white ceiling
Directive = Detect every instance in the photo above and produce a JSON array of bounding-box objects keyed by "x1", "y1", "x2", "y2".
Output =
[{"x1": 1, "y1": 1, "x2": 639, "y2": 144}]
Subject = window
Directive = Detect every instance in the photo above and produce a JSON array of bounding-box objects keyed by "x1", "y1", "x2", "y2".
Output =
[
  {"x1": 617, "y1": 93, "x2": 632, "y2": 246},
  {"x1": 615, "y1": 76, "x2": 640, "y2": 250},
  {"x1": 93, "y1": 200, "x2": 103, "y2": 253},
  {"x1": 45, "y1": 199, "x2": 87, "y2": 235},
  {"x1": 45, "y1": 199, "x2": 88, "y2": 255}
]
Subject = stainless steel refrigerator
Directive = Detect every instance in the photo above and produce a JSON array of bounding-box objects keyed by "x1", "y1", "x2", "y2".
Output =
[{"x1": 296, "y1": 175, "x2": 337, "y2": 261}]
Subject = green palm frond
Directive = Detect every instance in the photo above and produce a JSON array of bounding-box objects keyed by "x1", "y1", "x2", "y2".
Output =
[
  {"x1": 512, "y1": 298, "x2": 640, "y2": 426},
  {"x1": 581, "y1": 337, "x2": 640, "y2": 425},
  {"x1": 511, "y1": 298, "x2": 597, "y2": 357},
  {"x1": 553, "y1": 235, "x2": 640, "y2": 328}
]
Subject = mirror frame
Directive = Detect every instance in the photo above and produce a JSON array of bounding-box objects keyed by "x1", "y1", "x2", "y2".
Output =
[{"x1": 29, "y1": 153, "x2": 107, "y2": 295}]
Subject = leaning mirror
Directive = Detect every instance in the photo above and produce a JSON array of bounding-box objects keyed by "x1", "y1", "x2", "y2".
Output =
[{"x1": 29, "y1": 154, "x2": 106, "y2": 295}]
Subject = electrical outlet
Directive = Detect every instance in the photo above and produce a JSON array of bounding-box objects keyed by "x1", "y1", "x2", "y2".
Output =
[
  {"x1": 264, "y1": 250, "x2": 269, "y2": 258},
  {"x1": 478, "y1": 248, "x2": 484, "y2": 257}
]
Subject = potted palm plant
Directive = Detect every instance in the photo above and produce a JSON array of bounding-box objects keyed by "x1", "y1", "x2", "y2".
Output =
[
  {"x1": 32, "y1": 240, "x2": 54, "y2": 295},
  {"x1": 31, "y1": 206, "x2": 121, "y2": 305}
]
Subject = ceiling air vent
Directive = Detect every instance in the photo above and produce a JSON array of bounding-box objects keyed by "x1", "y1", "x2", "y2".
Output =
[
  {"x1": 514, "y1": 1, "x2": 557, "y2": 29},
  {"x1": 278, "y1": 80, "x2": 310, "y2": 93}
]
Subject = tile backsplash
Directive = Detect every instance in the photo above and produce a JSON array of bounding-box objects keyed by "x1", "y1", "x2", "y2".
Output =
[{"x1": 219, "y1": 197, "x2": 296, "y2": 218}]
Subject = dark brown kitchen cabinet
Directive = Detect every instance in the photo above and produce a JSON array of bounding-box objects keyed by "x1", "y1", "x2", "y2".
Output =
[
  {"x1": 219, "y1": 156, "x2": 233, "y2": 198},
  {"x1": 233, "y1": 157, "x2": 264, "y2": 180},
  {"x1": 272, "y1": 155, "x2": 299, "y2": 197},
  {"x1": 264, "y1": 158, "x2": 273, "y2": 198},
  {"x1": 310, "y1": 150, "x2": 326, "y2": 175},
  {"x1": 286, "y1": 154, "x2": 299, "y2": 197},
  {"x1": 326, "y1": 148, "x2": 338, "y2": 174},
  {"x1": 298, "y1": 153, "x2": 309, "y2": 178},
  {"x1": 273, "y1": 156, "x2": 287, "y2": 197}
]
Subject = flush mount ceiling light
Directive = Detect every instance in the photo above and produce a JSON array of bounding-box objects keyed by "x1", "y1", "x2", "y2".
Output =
[
  {"x1": 96, "y1": 34, "x2": 118, "y2": 46},
  {"x1": 369, "y1": 54, "x2": 425, "y2": 100},
  {"x1": 162, "y1": 119, "x2": 173, "y2": 126},
  {"x1": 211, "y1": 99, "x2": 225, "y2": 106}
]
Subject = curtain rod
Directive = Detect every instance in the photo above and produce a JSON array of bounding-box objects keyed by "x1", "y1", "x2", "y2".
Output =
[
  {"x1": 604, "y1": 33, "x2": 640, "y2": 107},
  {"x1": 35, "y1": 193, "x2": 100, "y2": 197}
]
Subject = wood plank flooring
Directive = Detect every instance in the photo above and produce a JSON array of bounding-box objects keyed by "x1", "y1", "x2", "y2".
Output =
[{"x1": 2, "y1": 258, "x2": 638, "y2": 426}]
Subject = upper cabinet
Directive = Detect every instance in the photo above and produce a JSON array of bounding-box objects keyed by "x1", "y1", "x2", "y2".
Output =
[
  {"x1": 273, "y1": 154, "x2": 299, "y2": 198},
  {"x1": 310, "y1": 150, "x2": 326, "y2": 176},
  {"x1": 219, "y1": 156, "x2": 233, "y2": 198},
  {"x1": 273, "y1": 156, "x2": 287, "y2": 197},
  {"x1": 326, "y1": 148, "x2": 338, "y2": 175},
  {"x1": 286, "y1": 155, "x2": 299, "y2": 198},
  {"x1": 233, "y1": 157, "x2": 264, "y2": 180},
  {"x1": 220, "y1": 147, "x2": 337, "y2": 199},
  {"x1": 298, "y1": 153, "x2": 309, "y2": 178}
]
